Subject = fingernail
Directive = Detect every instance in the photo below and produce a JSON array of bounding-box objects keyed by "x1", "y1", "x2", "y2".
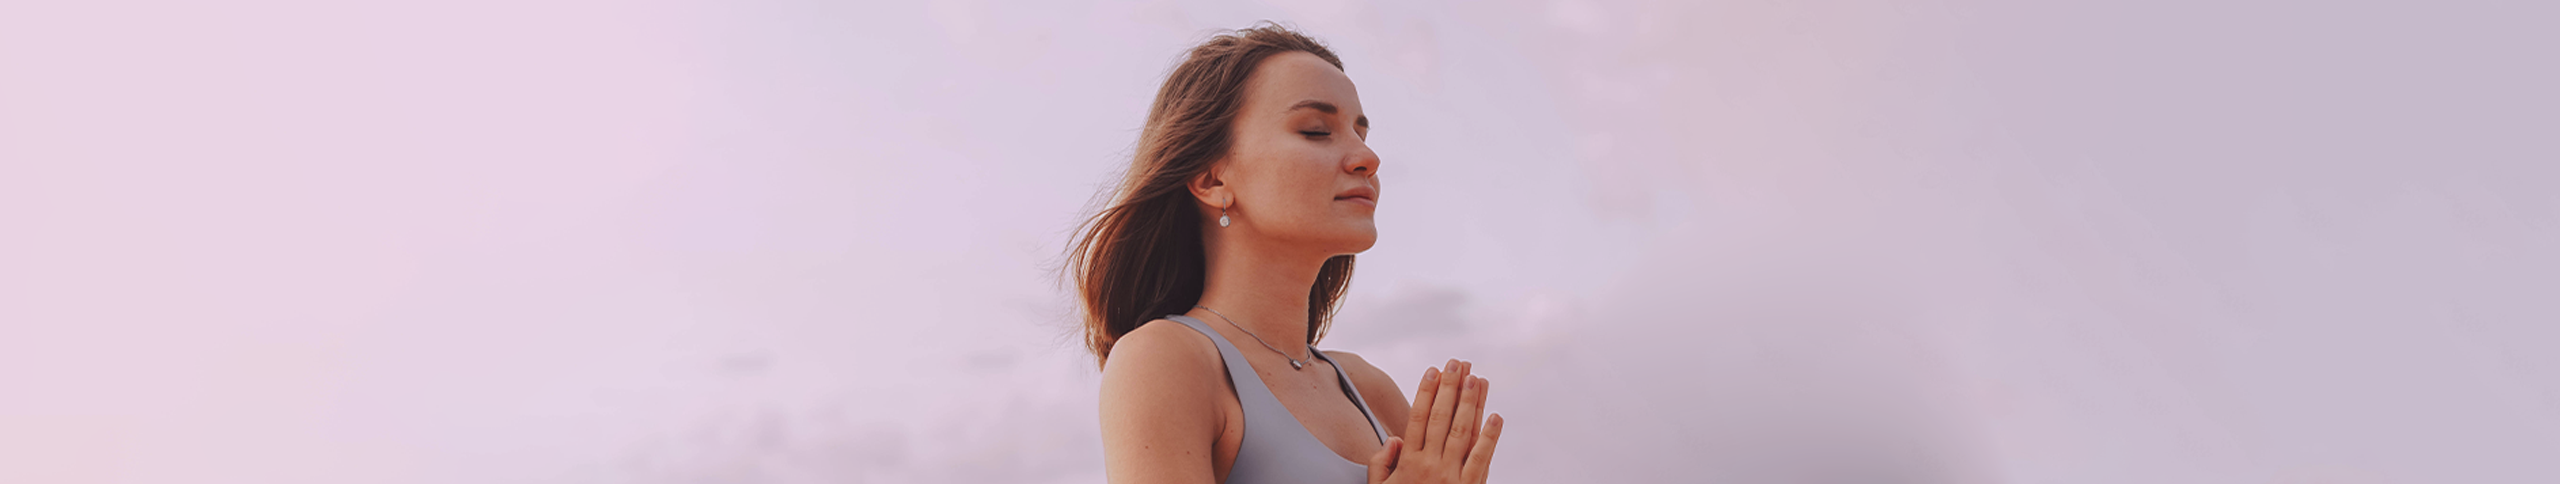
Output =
[{"x1": 1423, "y1": 367, "x2": 1438, "y2": 381}]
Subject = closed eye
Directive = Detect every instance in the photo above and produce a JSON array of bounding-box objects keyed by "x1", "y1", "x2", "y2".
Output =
[{"x1": 1300, "y1": 130, "x2": 1331, "y2": 138}]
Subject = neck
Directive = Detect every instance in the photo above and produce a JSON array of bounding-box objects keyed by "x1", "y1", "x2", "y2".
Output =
[{"x1": 1191, "y1": 230, "x2": 1329, "y2": 357}]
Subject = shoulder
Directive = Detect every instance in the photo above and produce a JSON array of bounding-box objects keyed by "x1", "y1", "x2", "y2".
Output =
[
  {"x1": 1321, "y1": 349, "x2": 1394, "y2": 389},
  {"x1": 1106, "y1": 318, "x2": 1222, "y2": 377},
  {"x1": 1099, "y1": 319, "x2": 1234, "y2": 481},
  {"x1": 1100, "y1": 319, "x2": 1229, "y2": 409},
  {"x1": 1322, "y1": 350, "x2": 1410, "y2": 427}
]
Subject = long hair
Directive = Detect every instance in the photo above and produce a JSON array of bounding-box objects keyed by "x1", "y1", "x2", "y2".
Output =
[{"x1": 1069, "y1": 24, "x2": 1353, "y2": 369}]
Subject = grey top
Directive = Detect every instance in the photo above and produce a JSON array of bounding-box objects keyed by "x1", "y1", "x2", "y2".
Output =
[{"x1": 1164, "y1": 314, "x2": 1390, "y2": 484}]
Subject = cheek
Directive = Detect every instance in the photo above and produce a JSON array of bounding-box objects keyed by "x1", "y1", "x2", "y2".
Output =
[
  {"x1": 1240, "y1": 148, "x2": 1334, "y2": 204},
  {"x1": 1279, "y1": 151, "x2": 1341, "y2": 205}
]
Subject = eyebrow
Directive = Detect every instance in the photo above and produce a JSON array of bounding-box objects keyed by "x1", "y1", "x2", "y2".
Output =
[{"x1": 1287, "y1": 100, "x2": 1370, "y2": 129}]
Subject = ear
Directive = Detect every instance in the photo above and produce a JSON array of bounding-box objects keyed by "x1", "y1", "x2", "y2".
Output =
[{"x1": 1186, "y1": 162, "x2": 1231, "y2": 210}]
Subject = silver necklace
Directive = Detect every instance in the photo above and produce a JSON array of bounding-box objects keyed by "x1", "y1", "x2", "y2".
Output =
[{"x1": 1194, "y1": 305, "x2": 1309, "y2": 370}]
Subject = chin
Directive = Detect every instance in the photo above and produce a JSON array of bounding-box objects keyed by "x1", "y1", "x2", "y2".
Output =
[{"x1": 1323, "y1": 226, "x2": 1379, "y2": 254}]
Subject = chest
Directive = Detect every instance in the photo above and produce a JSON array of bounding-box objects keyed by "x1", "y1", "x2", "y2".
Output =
[{"x1": 1210, "y1": 356, "x2": 1384, "y2": 475}]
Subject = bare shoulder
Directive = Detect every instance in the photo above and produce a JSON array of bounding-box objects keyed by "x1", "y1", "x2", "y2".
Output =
[
  {"x1": 1321, "y1": 349, "x2": 1412, "y2": 437},
  {"x1": 1101, "y1": 319, "x2": 1227, "y2": 395},
  {"x1": 1099, "y1": 319, "x2": 1232, "y2": 482},
  {"x1": 1320, "y1": 350, "x2": 1394, "y2": 389}
]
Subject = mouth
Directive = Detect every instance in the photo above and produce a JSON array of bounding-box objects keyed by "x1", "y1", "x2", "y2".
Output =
[
  {"x1": 1341, "y1": 184, "x2": 1382, "y2": 203},
  {"x1": 1341, "y1": 183, "x2": 1382, "y2": 207},
  {"x1": 1333, "y1": 187, "x2": 1378, "y2": 207}
]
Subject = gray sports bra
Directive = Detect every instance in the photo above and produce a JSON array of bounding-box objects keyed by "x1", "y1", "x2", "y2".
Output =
[{"x1": 1163, "y1": 315, "x2": 1390, "y2": 484}]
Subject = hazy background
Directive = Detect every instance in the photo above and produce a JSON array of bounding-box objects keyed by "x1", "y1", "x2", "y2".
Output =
[{"x1": 5, "y1": 0, "x2": 2556, "y2": 482}]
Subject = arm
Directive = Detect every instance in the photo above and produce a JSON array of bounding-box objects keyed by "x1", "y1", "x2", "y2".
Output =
[{"x1": 1100, "y1": 321, "x2": 1229, "y2": 484}]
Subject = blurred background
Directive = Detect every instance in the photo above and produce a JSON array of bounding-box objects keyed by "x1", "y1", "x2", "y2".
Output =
[{"x1": 4, "y1": 0, "x2": 2556, "y2": 482}]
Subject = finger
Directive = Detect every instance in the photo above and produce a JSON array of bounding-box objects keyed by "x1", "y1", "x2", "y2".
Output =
[
  {"x1": 1444, "y1": 376, "x2": 1486, "y2": 462},
  {"x1": 1402, "y1": 365, "x2": 1443, "y2": 453},
  {"x1": 1461, "y1": 413, "x2": 1504, "y2": 484},
  {"x1": 1367, "y1": 436, "x2": 1402, "y2": 484},
  {"x1": 1422, "y1": 359, "x2": 1466, "y2": 452}
]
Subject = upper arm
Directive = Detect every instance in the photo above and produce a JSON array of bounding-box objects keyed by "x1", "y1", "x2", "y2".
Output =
[
  {"x1": 1323, "y1": 350, "x2": 1411, "y2": 440},
  {"x1": 1099, "y1": 321, "x2": 1226, "y2": 484}
]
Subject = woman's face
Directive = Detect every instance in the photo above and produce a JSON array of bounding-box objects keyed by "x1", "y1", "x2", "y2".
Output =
[{"x1": 1203, "y1": 51, "x2": 1381, "y2": 256}]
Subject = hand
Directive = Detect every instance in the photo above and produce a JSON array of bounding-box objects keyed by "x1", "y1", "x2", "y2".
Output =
[{"x1": 1367, "y1": 359, "x2": 1503, "y2": 484}]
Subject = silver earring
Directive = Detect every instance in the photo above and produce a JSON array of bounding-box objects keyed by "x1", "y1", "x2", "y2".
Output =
[{"x1": 1218, "y1": 206, "x2": 1231, "y2": 227}]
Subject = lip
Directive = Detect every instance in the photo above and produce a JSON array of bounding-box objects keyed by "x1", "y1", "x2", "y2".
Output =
[{"x1": 1333, "y1": 186, "x2": 1378, "y2": 207}]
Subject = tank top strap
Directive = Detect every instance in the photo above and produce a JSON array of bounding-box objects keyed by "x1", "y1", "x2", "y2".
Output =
[
  {"x1": 1159, "y1": 314, "x2": 1386, "y2": 483},
  {"x1": 1309, "y1": 348, "x2": 1392, "y2": 444},
  {"x1": 1162, "y1": 315, "x2": 1291, "y2": 426},
  {"x1": 1163, "y1": 315, "x2": 1389, "y2": 445}
]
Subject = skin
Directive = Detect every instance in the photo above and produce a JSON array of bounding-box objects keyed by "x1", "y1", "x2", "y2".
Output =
[{"x1": 1098, "y1": 51, "x2": 1505, "y2": 484}]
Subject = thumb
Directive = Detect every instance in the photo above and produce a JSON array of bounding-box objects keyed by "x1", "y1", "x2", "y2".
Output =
[{"x1": 1367, "y1": 436, "x2": 1403, "y2": 484}]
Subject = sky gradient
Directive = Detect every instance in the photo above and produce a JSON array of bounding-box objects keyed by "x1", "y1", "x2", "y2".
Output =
[{"x1": 4, "y1": 0, "x2": 2556, "y2": 483}]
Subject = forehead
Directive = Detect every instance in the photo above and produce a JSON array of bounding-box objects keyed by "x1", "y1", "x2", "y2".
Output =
[{"x1": 1241, "y1": 52, "x2": 1360, "y2": 113}]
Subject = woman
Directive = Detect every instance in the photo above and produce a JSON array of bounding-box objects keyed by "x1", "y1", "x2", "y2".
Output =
[{"x1": 1070, "y1": 24, "x2": 1505, "y2": 484}]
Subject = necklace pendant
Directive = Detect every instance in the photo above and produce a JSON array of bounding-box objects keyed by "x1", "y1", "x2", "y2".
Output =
[{"x1": 1289, "y1": 360, "x2": 1305, "y2": 370}]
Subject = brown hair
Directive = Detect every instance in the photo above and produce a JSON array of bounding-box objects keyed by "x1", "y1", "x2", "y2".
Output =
[{"x1": 1068, "y1": 23, "x2": 1352, "y2": 369}]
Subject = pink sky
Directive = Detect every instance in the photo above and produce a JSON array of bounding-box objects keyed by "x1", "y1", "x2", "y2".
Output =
[{"x1": 4, "y1": 0, "x2": 2556, "y2": 483}]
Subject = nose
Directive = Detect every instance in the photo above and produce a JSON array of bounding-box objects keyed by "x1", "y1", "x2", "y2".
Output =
[{"x1": 1346, "y1": 141, "x2": 1381, "y2": 176}]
